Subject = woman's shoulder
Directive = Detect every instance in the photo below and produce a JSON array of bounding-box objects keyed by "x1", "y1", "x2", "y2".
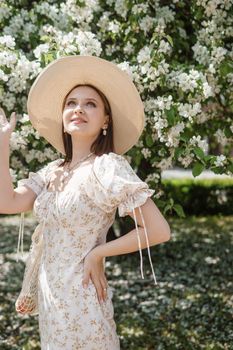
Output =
[
  {"x1": 33, "y1": 158, "x2": 64, "y2": 180},
  {"x1": 94, "y1": 152, "x2": 129, "y2": 169},
  {"x1": 91, "y1": 151, "x2": 144, "y2": 193}
]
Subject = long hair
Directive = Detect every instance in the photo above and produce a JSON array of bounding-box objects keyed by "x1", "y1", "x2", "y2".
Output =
[{"x1": 60, "y1": 84, "x2": 115, "y2": 166}]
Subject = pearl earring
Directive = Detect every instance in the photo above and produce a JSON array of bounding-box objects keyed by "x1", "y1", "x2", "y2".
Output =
[{"x1": 103, "y1": 128, "x2": 107, "y2": 136}]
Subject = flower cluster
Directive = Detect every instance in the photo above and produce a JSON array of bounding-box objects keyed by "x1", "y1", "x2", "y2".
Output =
[{"x1": 0, "y1": 0, "x2": 232, "y2": 216}]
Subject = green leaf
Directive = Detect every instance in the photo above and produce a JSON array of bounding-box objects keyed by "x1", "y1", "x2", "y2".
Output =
[
  {"x1": 169, "y1": 198, "x2": 174, "y2": 206},
  {"x1": 192, "y1": 162, "x2": 205, "y2": 177},
  {"x1": 174, "y1": 147, "x2": 185, "y2": 159},
  {"x1": 224, "y1": 127, "x2": 233, "y2": 138},
  {"x1": 165, "y1": 108, "x2": 176, "y2": 126},
  {"x1": 179, "y1": 130, "x2": 192, "y2": 142},
  {"x1": 166, "y1": 35, "x2": 173, "y2": 47},
  {"x1": 227, "y1": 163, "x2": 233, "y2": 173},
  {"x1": 219, "y1": 60, "x2": 233, "y2": 77},
  {"x1": 209, "y1": 157, "x2": 217, "y2": 165},
  {"x1": 173, "y1": 204, "x2": 186, "y2": 218},
  {"x1": 193, "y1": 147, "x2": 205, "y2": 160},
  {"x1": 145, "y1": 134, "x2": 154, "y2": 147},
  {"x1": 43, "y1": 52, "x2": 55, "y2": 65},
  {"x1": 203, "y1": 155, "x2": 212, "y2": 162},
  {"x1": 211, "y1": 167, "x2": 225, "y2": 174},
  {"x1": 134, "y1": 153, "x2": 141, "y2": 166},
  {"x1": 164, "y1": 204, "x2": 171, "y2": 214}
]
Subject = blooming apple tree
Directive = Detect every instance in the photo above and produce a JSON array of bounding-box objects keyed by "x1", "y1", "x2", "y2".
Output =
[{"x1": 0, "y1": 0, "x2": 232, "y2": 216}]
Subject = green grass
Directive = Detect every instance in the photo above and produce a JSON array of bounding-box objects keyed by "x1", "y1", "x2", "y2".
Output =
[
  {"x1": 0, "y1": 214, "x2": 232, "y2": 350},
  {"x1": 161, "y1": 178, "x2": 233, "y2": 187}
]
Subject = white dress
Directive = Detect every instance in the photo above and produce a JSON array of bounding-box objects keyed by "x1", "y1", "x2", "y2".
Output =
[{"x1": 17, "y1": 152, "x2": 157, "y2": 350}]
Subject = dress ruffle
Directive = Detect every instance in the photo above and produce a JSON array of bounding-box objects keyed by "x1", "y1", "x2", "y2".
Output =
[{"x1": 84, "y1": 152, "x2": 157, "y2": 285}]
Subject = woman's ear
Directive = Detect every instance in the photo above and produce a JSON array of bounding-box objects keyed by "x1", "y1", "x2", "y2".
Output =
[{"x1": 104, "y1": 115, "x2": 110, "y2": 126}]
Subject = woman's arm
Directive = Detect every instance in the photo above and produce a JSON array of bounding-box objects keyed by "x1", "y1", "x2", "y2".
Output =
[
  {"x1": 82, "y1": 198, "x2": 171, "y2": 304},
  {"x1": 0, "y1": 108, "x2": 36, "y2": 214},
  {"x1": 95, "y1": 197, "x2": 171, "y2": 258}
]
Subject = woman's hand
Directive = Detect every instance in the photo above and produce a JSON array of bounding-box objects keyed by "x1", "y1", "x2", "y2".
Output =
[
  {"x1": 82, "y1": 247, "x2": 108, "y2": 305},
  {"x1": 0, "y1": 107, "x2": 17, "y2": 141}
]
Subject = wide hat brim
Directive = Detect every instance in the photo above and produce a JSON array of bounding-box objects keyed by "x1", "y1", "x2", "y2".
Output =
[{"x1": 27, "y1": 55, "x2": 145, "y2": 155}]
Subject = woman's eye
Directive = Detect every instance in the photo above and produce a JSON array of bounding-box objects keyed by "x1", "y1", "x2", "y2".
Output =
[
  {"x1": 67, "y1": 101, "x2": 75, "y2": 106},
  {"x1": 66, "y1": 101, "x2": 96, "y2": 107},
  {"x1": 86, "y1": 101, "x2": 96, "y2": 107}
]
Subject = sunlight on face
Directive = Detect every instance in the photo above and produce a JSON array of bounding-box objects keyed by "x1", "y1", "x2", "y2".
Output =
[{"x1": 62, "y1": 85, "x2": 108, "y2": 137}]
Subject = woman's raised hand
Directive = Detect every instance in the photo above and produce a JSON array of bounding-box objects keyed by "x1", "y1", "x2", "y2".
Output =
[{"x1": 0, "y1": 107, "x2": 17, "y2": 141}]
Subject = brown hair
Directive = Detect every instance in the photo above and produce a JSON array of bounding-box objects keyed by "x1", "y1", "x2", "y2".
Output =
[{"x1": 60, "y1": 84, "x2": 115, "y2": 166}]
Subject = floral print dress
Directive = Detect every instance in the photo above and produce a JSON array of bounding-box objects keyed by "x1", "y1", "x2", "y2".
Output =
[{"x1": 17, "y1": 152, "x2": 157, "y2": 350}]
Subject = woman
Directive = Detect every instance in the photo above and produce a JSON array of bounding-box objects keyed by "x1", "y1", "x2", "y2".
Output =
[{"x1": 0, "y1": 55, "x2": 171, "y2": 349}]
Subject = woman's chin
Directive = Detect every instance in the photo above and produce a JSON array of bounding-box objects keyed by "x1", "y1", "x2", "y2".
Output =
[{"x1": 67, "y1": 125, "x2": 88, "y2": 133}]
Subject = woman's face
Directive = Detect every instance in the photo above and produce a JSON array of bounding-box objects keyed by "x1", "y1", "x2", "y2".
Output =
[{"x1": 62, "y1": 85, "x2": 109, "y2": 138}]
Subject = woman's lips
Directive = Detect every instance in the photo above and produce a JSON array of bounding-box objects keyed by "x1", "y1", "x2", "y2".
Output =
[{"x1": 71, "y1": 119, "x2": 87, "y2": 124}]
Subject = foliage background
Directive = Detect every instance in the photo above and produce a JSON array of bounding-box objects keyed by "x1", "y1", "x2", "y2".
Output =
[{"x1": 0, "y1": 0, "x2": 233, "y2": 215}]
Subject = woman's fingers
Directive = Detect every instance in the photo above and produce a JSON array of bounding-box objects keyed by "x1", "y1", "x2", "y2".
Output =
[
  {"x1": 92, "y1": 276, "x2": 108, "y2": 304},
  {"x1": 82, "y1": 250, "x2": 108, "y2": 305},
  {"x1": 9, "y1": 112, "x2": 17, "y2": 131},
  {"x1": 0, "y1": 109, "x2": 17, "y2": 135},
  {"x1": 92, "y1": 278, "x2": 103, "y2": 304},
  {"x1": 0, "y1": 107, "x2": 7, "y2": 124},
  {"x1": 82, "y1": 270, "x2": 90, "y2": 289},
  {"x1": 100, "y1": 277, "x2": 108, "y2": 301}
]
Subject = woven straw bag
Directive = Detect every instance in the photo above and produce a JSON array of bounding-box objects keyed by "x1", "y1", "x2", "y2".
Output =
[{"x1": 15, "y1": 223, "x2": 44, "y2": 316}]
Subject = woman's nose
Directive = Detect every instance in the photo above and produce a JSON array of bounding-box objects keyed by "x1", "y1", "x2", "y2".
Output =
[{"x1": 74, "y1": 105, "x2": 84, "y2": 114}]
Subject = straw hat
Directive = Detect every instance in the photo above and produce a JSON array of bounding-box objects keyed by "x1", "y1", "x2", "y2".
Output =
[{"x1": 27, "y1": 55, "x2": 145, "y2": 155}]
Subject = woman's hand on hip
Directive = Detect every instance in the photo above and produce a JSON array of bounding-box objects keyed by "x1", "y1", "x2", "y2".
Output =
[{"x1": 82, "y1": 247, "x2": 108, "y2": 304}]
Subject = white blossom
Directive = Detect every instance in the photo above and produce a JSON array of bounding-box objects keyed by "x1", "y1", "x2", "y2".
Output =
[
  {"x1": 139, "y1": 15, "x2": 155, "y2": 34},
  {"x1": 141, "y1": 148, "x2": 152, "y2": 159},
  {"x1": 33, "y1": 43, "x2": 50, "y2": 59},
  {"x1": 114, "y1": 0, "x2": 128, "y2": 19},
  {"x1": 117, "y1": 61, "x2": 134, "y2": 79},
  {"x1": 192, "y1": 42, "x2": 210, "y2": 65},
  {"x1": 204, "y1": 256, "x2": 220, "y2": 265},
  {"x1": 137, "y1": 46, "x2": 151, "y2": 63},
  {"x1": 165, "y1": 122, "x2": 185, "y2": 147},
  {"x1": 214, "y1": 154, "x2": 227, "y2": 167},
  {"x1": 108, "y1": 21, "x2": 120, "y2": 34},
  {"x1": 158, "y1": 40, "x2": 172, "y2": 55},
  {"x1": 0, "y1": 51, "x2": 17, "y2": 68},
  {"x1": 0, "y1": 91, "x2": 16, "y2": 111},
  {"x1": 0, "y1": 69, "x2": 8, "y2": 82},
  {"x1": 189, "y1": 135, "x2": 209, "y2": 153},
  {"x1": 178, "y1": 153, "x2": 195, "y2": 168},
  {"x1": 214, "y1": 129, "x2": 228, "y2": 146},
  {"x1": 0, "y1": 35, "x2": 16, "y2": 49},
  {"x1": 203, "y1": 82, "x2": 213, "y2": 98},
  {"x1": 10, "y1": 131, "x2": 27, "y2": 150},
  {"x1": 178, "y1": 103, "x2": 202, "y2": 122},
  {"x1": 156, "y1": 156, "x2": 173, "y2": 171},
  {"x1": 132, "y1": 4, "x2": 149, "y2": 15}
]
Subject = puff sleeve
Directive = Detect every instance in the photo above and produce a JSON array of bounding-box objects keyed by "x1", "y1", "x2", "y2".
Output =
[
  {"x1": 16, "y1": 159, "x2": 61, "y2": 261},
  {"x1": 17, "y1": 166, "x2": 47, "y2": 196},
  {"x1": 85, "y1": 152, "x2": 158, "y2": 285}
]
